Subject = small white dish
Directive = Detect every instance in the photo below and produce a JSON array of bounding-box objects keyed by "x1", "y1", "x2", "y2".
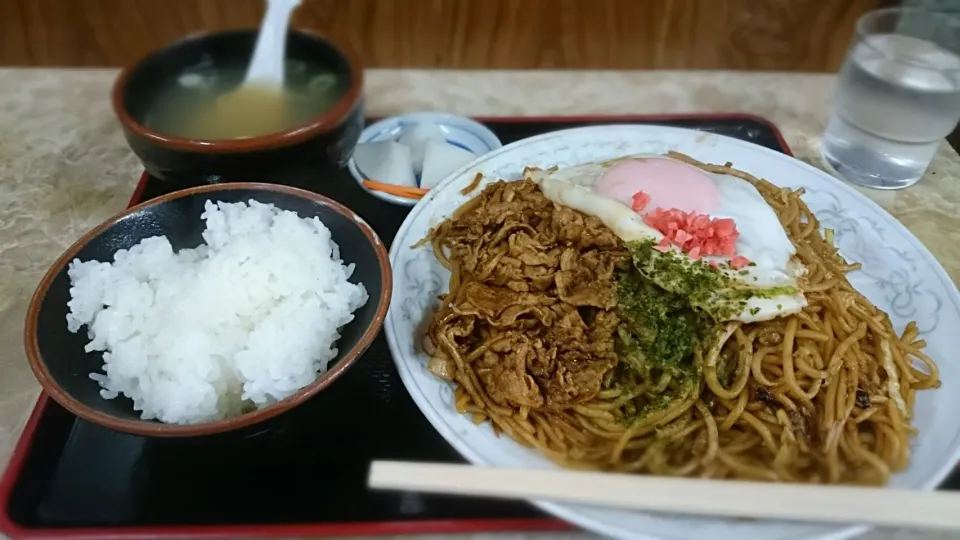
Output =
[{"x1": 348, "y1": 112, "x2": 503, "y2": 206}]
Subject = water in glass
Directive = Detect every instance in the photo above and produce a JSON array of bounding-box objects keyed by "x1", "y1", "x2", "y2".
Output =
[{"x1": 822, "y1": 33, "x2": 960, "y2": 189}]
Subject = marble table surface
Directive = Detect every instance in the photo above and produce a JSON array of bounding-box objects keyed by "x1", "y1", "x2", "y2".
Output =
[{"x1": 1, "y1": 69, "x2": 959, "y2": 540}]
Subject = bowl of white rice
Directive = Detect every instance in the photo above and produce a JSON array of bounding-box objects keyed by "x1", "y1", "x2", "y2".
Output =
[{"x1": 25, "y1": 183, "x2": 391, "y2": 437}]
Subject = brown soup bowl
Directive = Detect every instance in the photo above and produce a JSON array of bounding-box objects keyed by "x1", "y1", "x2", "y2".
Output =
[
  {"x1": 25, "y1": 183, "x2": 391, "y2": 438},
  {"x1": 112, "y1": 29, "x2": 364, "y2": 188}
]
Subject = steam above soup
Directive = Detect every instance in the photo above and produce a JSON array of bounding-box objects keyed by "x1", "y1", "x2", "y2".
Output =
[{"x1": 143, "y1": 59, "x2": 346, "y2": 140}]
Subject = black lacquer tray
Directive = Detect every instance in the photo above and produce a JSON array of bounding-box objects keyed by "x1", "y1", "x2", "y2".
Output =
[{"x1": 6, "y1": 114, "x2": 903, "y2": 540}]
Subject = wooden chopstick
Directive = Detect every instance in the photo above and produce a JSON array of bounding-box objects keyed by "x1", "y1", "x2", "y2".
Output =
[
  {"x1": 362, "y1": 179, "x2": 429, "y2": 200},
  {"x1": 368, "y1": 461, "x2": 960, "y2": 531}
]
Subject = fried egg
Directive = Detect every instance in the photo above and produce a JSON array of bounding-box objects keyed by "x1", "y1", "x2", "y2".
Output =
[{"x1": 525, "y1": 153, "x2": 806, "y2": 323}]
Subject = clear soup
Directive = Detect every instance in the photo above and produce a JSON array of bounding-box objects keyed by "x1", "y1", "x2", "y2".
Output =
[{"x1": 143, "y1": 59, "x2": 347, "y2": 140}]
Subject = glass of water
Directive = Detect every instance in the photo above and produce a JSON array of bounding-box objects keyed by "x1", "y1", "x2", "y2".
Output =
[{"x1": 821, "y1": 8, "x2": 960, "y2": 190}]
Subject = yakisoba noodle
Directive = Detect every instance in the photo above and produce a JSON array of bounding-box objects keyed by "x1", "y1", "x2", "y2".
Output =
[{"x1": 422, "y1": 154, "x2": 939, "y2": 485}]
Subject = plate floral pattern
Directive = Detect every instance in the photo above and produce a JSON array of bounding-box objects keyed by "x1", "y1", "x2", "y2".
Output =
[{"x1": 384, "y1": 125, "x2": 960, "y2": 540}]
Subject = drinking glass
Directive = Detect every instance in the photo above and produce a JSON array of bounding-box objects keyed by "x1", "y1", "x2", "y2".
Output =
[{"x1": 820, "y1": 8, "x2": 960, "y2": 190}]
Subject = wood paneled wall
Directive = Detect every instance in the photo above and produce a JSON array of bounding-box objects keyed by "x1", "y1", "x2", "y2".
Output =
[{"x1": 2, "y1": 0, "x2": 879, "y2": 71}]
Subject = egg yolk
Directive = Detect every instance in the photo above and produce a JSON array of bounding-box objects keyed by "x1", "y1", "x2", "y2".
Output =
[{"x1": 594, "y1": 158, "x2": 721, "y2": 215}]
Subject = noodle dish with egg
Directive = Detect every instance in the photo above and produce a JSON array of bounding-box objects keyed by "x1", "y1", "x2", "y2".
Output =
[{"x1": 420, "y1": 151, "x2": 939, "y2": 484}]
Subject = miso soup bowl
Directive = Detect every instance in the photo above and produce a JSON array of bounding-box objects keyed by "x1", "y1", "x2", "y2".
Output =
[{"x1": 112, "y1": 29, "x2": 364, "y2": 188}]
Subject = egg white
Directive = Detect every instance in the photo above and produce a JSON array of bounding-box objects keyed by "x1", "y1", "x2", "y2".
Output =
[{"x1": 525, "y1": 155, "x2": 807, "y2": 323}]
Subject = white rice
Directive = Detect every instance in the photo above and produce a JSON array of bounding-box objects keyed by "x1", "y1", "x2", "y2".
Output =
[{"x1": 65, "y1": 199, "x2": 368, "y2": 425}]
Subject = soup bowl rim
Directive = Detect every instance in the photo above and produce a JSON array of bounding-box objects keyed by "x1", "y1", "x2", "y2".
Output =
[
  {"x1": 111, "y1": 28, "x2": 364, "y2": 154},
  {"x1": 25, "y1": 182, "x2": 392, "y2": 438}
]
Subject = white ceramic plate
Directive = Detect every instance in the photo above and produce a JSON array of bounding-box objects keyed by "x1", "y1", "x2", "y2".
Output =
[{"x1": 384, "y1": 125, "x2": 960, "y2": 540}]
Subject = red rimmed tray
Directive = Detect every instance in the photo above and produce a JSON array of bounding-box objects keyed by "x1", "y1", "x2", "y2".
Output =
[{"x1": 1, "y1": 114, "x2": 793, "y2": 540}]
